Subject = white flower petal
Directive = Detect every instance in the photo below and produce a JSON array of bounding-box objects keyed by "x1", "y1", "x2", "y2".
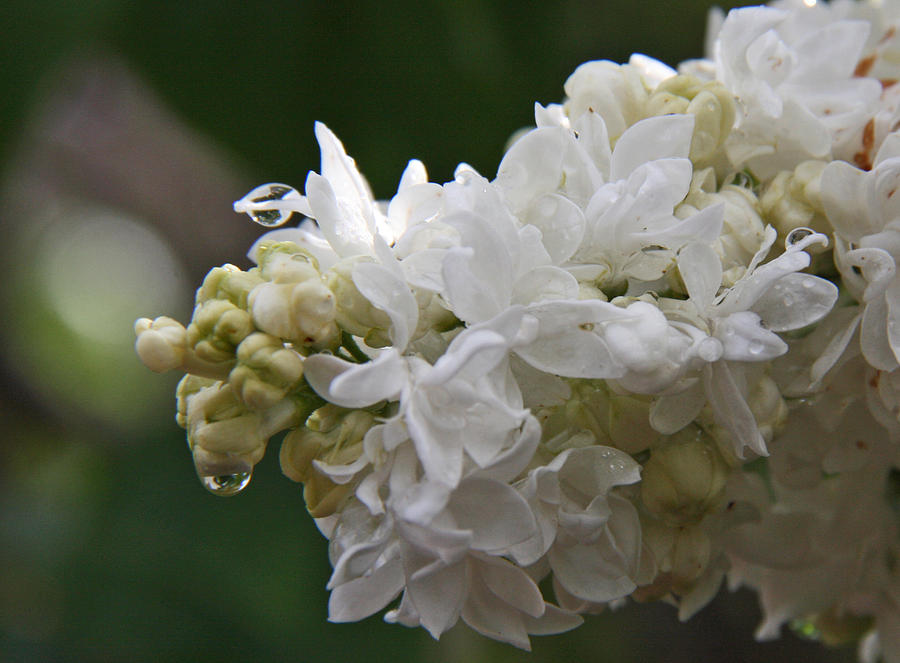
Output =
[
  {"x1": 328, "y1": 555, "x2": 404, "y2": 623},
  {"x1": 448, "y1": 478, "x2": 537, "y2": 552},
  {"x1": 305, "y1": 172, "x2": 374, "y2": 257},
  {"x1": 523, "y1": 194, "x2": 586, "y2": 264},
  {"x1": 751, "y1": 273, "x2": 838, "y2": 332},
  {"x1": 704, "y1": 362, "x2": 768, "y2": 458},
  {"x1": 515, "y1": 300, "x2": 628, "y2": 378},
  {"x1": 462, "y1": 572, "x2": 532, "y2": 650},
  {"x1": 406, "y1": 561, "x2": 467, "y2": 639},
  {"x1": 304, "y1": 350, "x2": 407, "y2": 408},
  {"x1": 548, "y1": 542, "x2": 636, "y2": 603},
  {"x1": 352, "y1": 261, "x2": 418, "y2": 351},
  {"x1": 678, "y1": 242, "x2": 723, "y2": 312},
  {"x1": 520, "y1": 603, "x2": 583, "y2": 636},
  {"x1": 650, "y1": 382, "x2": 707, "y2": 435},
  {"x1": 610, "y1": 114, "x2": 695, "y2": 181},
  {"x1": 479, "y1": 556, "x2": 545, "y2": 619}
]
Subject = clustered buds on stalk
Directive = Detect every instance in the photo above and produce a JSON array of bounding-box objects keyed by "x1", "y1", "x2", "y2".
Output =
[{"x1": 136, "y1": 2, "x2": 900, "y2": 659}]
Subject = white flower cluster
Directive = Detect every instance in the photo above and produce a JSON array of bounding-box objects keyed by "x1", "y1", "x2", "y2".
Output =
[{"x1": 136, "y1": 0, "x2": 900, "y2": 657}]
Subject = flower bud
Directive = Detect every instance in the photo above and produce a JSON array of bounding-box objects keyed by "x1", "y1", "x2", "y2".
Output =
[
  {"x1": 649, "y1": 75, "x2": 736, "y2": 166},
  {"x1": 195, "y1": 264, "x2": 264, "y2": 309},
  {"x1": 279, "y1": 408, "x2": 375, "y2": 517},
  {"x1": 641, "y1": 428, "x2": 729, "y2": 524},
  {"x1": 563, "y1": 60, "x2": 650, "y2": 142},
  {"x1": 639, "y1": 518, "x2": 713, "y2": 595},
  {"x1": 187, "y1": 299, "x2": 254, "y2": 364},
  {"x1": 179, "y1": 377, "x2": 318, "y2": 484},
  {"x1": 256, "y1": 241, "x2": 321, "y2": 283},
  {"x1": 249, "y1": 280, "x2": 339, "y2": 349},
  {"x1": 325, "y1": 258, "x2": 392, "y2": 342},
  {"x1": 229, "y1": 332, "x2": 305, "y2": 410},
  {"x1": 759, "y1": 161, "x2": 829, "y2": 239},
  {"x1": 135, "y1": 316, "x2": 187, "y2": 373},
  {"x1": 677, "y1": 168, "x2": 766, "y2": 285},
  {"x1": 136, "y1": 316, "x2": 233, "y2": 380}
]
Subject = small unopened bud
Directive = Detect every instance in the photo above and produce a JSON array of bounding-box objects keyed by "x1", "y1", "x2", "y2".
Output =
[
  {"x1": 760, "y1": 161, "x2": 828, "y2": 239},
  {"x1": 641, "y1": 428, "x2": 729, "y2": 524},
  {"x1": 230, "y1": 332, "x2": 304, "y2": 410},
  {"x1": 280, "y1": 409, "x2": 374, "y2": 517},
  {"x1": 195, "y1": 264, "x2": 264, "y2": 309},
  {"x1": 325, "y1": 258, "x2": 392, "y2": 341},
  {"x1": 135, "y1": 316, "x2": 187, "y2": 373},
  {"x1": 649, "y1": 76, "x2": 736, "y2": 166},
  {"x1": 188, "y1": 299, "x2": 254, "y2": 363}
]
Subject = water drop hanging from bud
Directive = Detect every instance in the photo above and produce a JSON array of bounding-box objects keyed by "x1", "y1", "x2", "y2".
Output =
[
  {"x1": 233, "y1": 183, "x2": 304, "y2": 227},
  {"x1": 200, "y1": 471, "x2": 252, "y2": 496}
]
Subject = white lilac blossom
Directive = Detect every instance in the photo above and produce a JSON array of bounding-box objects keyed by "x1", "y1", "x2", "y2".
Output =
[{"x1": 135, "y1": 1, "x2": 900, "y2": 658}]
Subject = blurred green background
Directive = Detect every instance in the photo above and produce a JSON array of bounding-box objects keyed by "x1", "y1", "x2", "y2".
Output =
[{"x1": 0, "y1": 1, "x2": 856, "y2": 661}]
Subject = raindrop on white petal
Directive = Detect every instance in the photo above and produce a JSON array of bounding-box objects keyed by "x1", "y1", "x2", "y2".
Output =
[
  {"x1": 243, "y1": 183, "x2": 302, "y2": 227},
  {"x1": 697, "y1": 337, "x2": 723, "y2": 362},
  {"x1": 748, "y1": 340, "x2": 765, "y2": 355},
  {"x1": 786, "y1": 227, "x2": 814, "y2": 247}
]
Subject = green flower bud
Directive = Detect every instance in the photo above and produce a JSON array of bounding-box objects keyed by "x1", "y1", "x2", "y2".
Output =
[
  {"x1": 325, "y1": 257, "x2": 392, "y2": 343},
  {"x1": 255, "y1": 241, "x2": 320, "y2": 283},
  {"x1": 747, "y1": 373, "x2": 787, "y2": 444},
  {"x1": 187, "y1": 299, "x2": 254, "y2": 364},
  {"x1": 179, "y1": 377, "x2": 320, "y2": 487},
  {"x1": 676, "y1": 168, "x2": 766, "y2": 286},
  {"x1": 412, "y1": 289, "x2": 458, "y2": 341},
  {"x1": 648, "y1": 75, "x2": 736, "y2": 167},
  {"x1": 759, "y1": 160, "x2": 829, "y2": 239},
  {"x1": 135, "y1": 316, "x2": 187, "y2": 373},
  {"x1": 229, "y1": 332, "x2": 305, "y2": 410},
  {"x1": 641, "y1": 428, "x2": 729, "y2": 524},
  {"x1": 135, "y1": 316, "x2": 232, "y2": 380},
  {"x1": 279, "y1": 408, "x2": 375, "y2": 517},
  {"x1": 249, "y1": 279, "x2": 339, "y2": 349},
  {"x1": 195, "y1": 264, "x2": 264, "y2": 309},
  {"x1": 639, "y1": 518, "x2": 713, "y2": 595}
]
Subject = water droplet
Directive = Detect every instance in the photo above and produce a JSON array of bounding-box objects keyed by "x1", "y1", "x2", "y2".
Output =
[
  {"x1": 697, "y1": 337, "x2": 723, "y2": 362},
  {"x1": 200, "y1": 471, "x2": 252, "y2": 496},
  {"x1": 748, "y1": 340, "x2": 765, "y2": 355},
  {"x1": 801, "y1": 278, "x2": 815, "y2": 289},
  {"x1": 786, "y1": 227, "x2": 813, "y2": 247},
  {"x1": 237, "y1": 183, "x2": 302, "y2": 227}
]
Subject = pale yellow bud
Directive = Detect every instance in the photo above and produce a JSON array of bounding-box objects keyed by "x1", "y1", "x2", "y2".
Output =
[
  {"x1": 254, "y1": 241, "x2": 320, "y2": 282},
  {"x1": 279, "y1": 409, "x2": 375, "y2": 517},
  {"x1": 325, "y1": 258, "x2": 392, "y2": 341},
  {"x1": 229, "y1": 332, "x2": 305, "y2": 410},
  {"x1": 187, "y1": 299, "x2": 254, "y2": 363},
  {"x1": 195, "y1": 264, "x2": 263, "y2": 309},
  {"x1": 641, "y1": 429, "x2": 729, "y2": 524},
  {"x1": 759, "y1": 161, "x2": 828, "y2": 239},
  {"x1": 135, "y1": 316, "x2": 187, "y2": 373},
  {"x1": 649, "y1": 76, "x2": 736, "y2": 167}
]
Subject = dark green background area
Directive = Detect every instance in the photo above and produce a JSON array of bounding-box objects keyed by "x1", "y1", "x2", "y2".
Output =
[{"x1": 0, "y1": 2, "x2": 856, "y2": 662}]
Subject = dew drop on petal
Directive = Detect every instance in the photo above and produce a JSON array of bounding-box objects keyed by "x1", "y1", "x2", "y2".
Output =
[
  {"x1": 697, "y1": 337, "x2": 723, "y2": 362},
  {"x1": 238, "y1": 183, "x2": 302, "y2": 227},
  {"x1": 786, "y1": 227, "x2": 814, "y2": 248},
  {"x1": 748, "y1": 340, "x2": 765, "y2": 355},
  {"x1": 200, "y1": 471, "x2": 252, "y2": 496}
]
